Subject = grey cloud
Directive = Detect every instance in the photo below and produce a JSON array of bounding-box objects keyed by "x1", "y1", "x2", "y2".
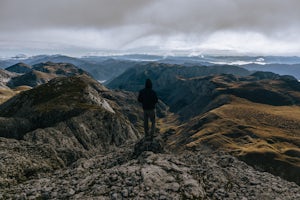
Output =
[
  {"x1": 1, "y1": 0, "x2": 299, "y2": 34},
  {"x1": 0, "y1": 0, "x2": 151, "y2": 29},
  {"x1": 129, "y1": 0, "x2": 300, "y2": 36},
  {"x1": 0, "y1": 0, "x2": 299, "y2": 55}
]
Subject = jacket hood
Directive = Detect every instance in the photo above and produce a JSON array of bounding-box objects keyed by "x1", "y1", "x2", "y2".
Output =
[{"x1": 145, "y1": 79, "x2": 152, "y2": 89}]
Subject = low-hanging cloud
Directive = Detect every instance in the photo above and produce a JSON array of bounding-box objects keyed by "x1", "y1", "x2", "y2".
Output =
[{"x1": 0, "y1": 0, "x2": 299, "y2": 55}]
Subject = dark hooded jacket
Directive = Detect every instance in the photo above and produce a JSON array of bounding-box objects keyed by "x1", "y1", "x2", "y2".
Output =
[{"x1": 138, "y1": 79, "x2": 158, "y2": 110}]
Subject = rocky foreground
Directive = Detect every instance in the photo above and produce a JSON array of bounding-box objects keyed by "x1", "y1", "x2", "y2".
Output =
[{"x1": 1, "y1": 140, "x2": 299, "y2": 200}]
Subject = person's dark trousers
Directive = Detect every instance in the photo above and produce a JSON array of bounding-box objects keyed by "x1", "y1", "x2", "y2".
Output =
[{"x1": 143, "y1": 109, "x2": 156, "y2": 138}]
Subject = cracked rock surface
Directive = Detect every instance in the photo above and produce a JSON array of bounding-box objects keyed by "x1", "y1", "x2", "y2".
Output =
[{"x1": 1, "y1": 144, "x2": 299, "y2": 200}]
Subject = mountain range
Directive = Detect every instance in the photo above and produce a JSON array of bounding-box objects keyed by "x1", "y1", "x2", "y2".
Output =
[
  {"x1": 1, "y1": 54, "x2": 300, "y2": 81},
  {"x1": 0, "y1": 55, "x2": 138, "y2": 82},
  {"x1": 0, "y1": 59, "x2": 299, "y2": 199}
]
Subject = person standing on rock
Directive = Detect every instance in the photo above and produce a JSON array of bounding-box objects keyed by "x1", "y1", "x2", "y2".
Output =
[{"x1": 138, "y1": 78, "x2": 158, "y2": 139}]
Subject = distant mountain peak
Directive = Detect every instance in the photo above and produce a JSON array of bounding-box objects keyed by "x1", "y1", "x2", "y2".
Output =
[
  {"x1": 7, "y1": 62, "x2": 90, "y2": 88},
  {"x1": 5, "y1": 62, "x2": 32, "y2": 74}
]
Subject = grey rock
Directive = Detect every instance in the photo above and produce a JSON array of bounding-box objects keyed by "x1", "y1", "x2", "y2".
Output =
[
  {"x1": 133, "y1": 137, "x2": 164, "y2": 157},
  {"x1": 111, "y1": 192, "x2": 122, "y2": 200},
  {"x1": 1, "y1": 148, "x2": 300, "y2": 199},
  {"x1": 0, "y1": 75, "x2": 141, "y2": 181}
]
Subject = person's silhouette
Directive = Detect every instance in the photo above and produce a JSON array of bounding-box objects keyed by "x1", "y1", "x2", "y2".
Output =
[{"x1": 138, "y1": 79, "x2": 158, "y2": 139}]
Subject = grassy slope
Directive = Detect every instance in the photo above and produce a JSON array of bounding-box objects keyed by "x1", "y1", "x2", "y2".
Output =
[
  {"x1": 186, "y1": 97, "x2": 300, "y2": 153},
  {"x1": 0, "y1": 86, "x2": 31, "y2": 104},
  {"x1": 153, "y1": 73, "x2": 300, "y2": 184},
  {"x1": 163, "y1": 96, "x2": 300, "y2": 184}
]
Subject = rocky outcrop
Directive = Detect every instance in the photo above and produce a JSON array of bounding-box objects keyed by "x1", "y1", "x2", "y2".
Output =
[
  {"x1": 0, "y1": 137, "x2": 65, "y2": 187},
  {"x1": 133, "y1": 137, "x2": 165, "y2": 157},
  {"x1": 1, "y1": 146, "x2": 299, "y2": 199},
  {"x1": 0, "y1": 69, "x2": 21, "y2": 103},
  {"x1": 0, "y1": 75, "x2": 141, "y2": 171},
  {"x1": 0, "y1": 69, "x2": 17, "y2": 86}
]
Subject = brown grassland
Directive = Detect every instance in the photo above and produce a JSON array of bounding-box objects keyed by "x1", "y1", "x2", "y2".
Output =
[{"x1": 161, "y1": 96, "x2": 300, "y2": 184}]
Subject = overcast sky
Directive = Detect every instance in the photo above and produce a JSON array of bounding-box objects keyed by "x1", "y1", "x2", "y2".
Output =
[{"x1": 0, "y1": 0, "x2": 300, "y2": 57}]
